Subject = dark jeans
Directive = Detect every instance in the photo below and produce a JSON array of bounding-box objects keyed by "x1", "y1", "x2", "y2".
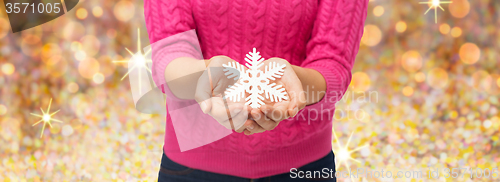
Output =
[{"x1": 158, "y1": 151, "x2": 336, "y2": 182}]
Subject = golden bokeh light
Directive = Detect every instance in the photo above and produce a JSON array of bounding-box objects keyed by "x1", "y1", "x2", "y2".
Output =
[
  {"x1": 113, "y1": 28, "x2": 153, "y2": 93},
  {"x1": 21, "y1": 26, "x2": 43, "y2": 45},
  {"x1": 0, "y1": 117, "x2": 19, "y2": 141},
  {"x1": 139, "y1": 121, "x2": 154, "y2": 133},
  {"x1": 22, "y1": 34, "x2": 41, "y2": 47},
  {"x1": 395, "y1": 21, "x2": 407, "y2": 33},
  {"x1": 67, "y1": 82, "x2": 79, "y2": 93},
  {"x1": 361, "y1": 25, "x2": 382, "y2": 47},
  {"x1": 0, "y1": 18, "x2": 10, "y2": 39},
  {"x1": 355, "y1": 109, "x2": 370, "y2": 123},
  {"x1": 419, "y1": 0, "x2": 452, "y2": 23},
  {"x1": 45, "y1": 55, "x2": 62, "y2": 66},
  {"x1": 49, "y1": 123, "x2": 62, "y2": 134},
  {"x1": 401, "y1": 50, "x2": 422, "y2": 73},
  {"x1": 451, "y1": 27, "x2": 462, "y2": 37},
  {"x1": 41, "y1": 43, "x2": 62, "y2": 63},
  {"x1": 41, "y1": 43, "x2": 61, "y2": 57},
  {"x1": 75, "y1": 50, "x2": 87, "y2": 61},
  {"x1": 50, "y1": 17, "x2": 68, "y2": 38},
  {"x1": 402, "y1": 86, "x2": 414, "y2": 96},
  {"x1": 92, "y1": 6, "x2": 104, "y2": 17},
  {"x1": 0, "y1": 104, "x2": 7, "y2": 115},
  {"x1": 62, "y1": 125, "x2": 74, "y2": 136},
  {"x1": 449, "y1": 110, "x2": 458, "y2": 119},
  {"x1": 98, "y1": 55, "x2": 117, "y2": 77},
  {"x1": 30, "y1": 98, "x2": 63, "y2": 138},
  {"x1": 459, "y1": 43, "x2": 480, "y2": 64},
  {"x1": 78, "y1": 58, "x2": 100, "y2": 79},
  {"x1": 63, "y1": 21, "x2": 86, "y2": 40},
  {"x1": 46, "y1": 56, "x2": 68, "y2": 77},
  {"x1": 1, "y1": 63, "x2": 15, "y2": 75},
  {"x1": 332, "y1": 127, "x2": 368, "y2": 180},
  {"x1": 373, "y1": 6, "x2": 384, "y2": 17},
  {"x1": 93, "y1": 73, "x2": 105, "y2": 84},
  {"x1": 76, "y1": 8, "x2": 88, "y2": 20},
  {"x1": 471, "y1": 70, "x2": 492, "y2": 91},
  {"x1": 140, "y1": 113, "x2": 153, "y2": 120},
  {"x1": 489, "y1": 74, "x2": 500, "y2": 94},
  {"x1": 427, "y1": 67, "x2": 448, "y2": 89},
  {"x1": 351, "y1": 72, "x2": 371, "y2": 92},
  {"x1": 68, "y1": 118, "x2": 84, "y2": 130},
  {"x1": 71, "y1": 41, "x2": 83, "y2": 51},
  {"x1": 113, "y1": 55, "x2": 126, "y2": 68},
  {"x1": 415, "y1": 72, "x2": 426, "y2": 82},
  {"x1": 439, "y1": 23, "x2": 450, "y2": 34},
  {"x1": 114, "y1": 0, "x2": 135, "y2": 22},
  {"x1": 21, "y1": 34, "x2": 41, "y2": 46},
  {"x1": 20, "y1": 38, "x2": 42, "y2": 57},
  {"x1": 107, "y1": 29, "x2": 117, "y2": 38},
  {"x1": 80, "y1": 35, "x2": 101, "y2": 56},
  {"x1": 449, "y1": 0, "x2": 470, "y2": 18}
]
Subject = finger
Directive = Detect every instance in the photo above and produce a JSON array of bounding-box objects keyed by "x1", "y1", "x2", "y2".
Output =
[
  {"x1": 287, "y1": 91, "x2": 304, "y2": 117},
  {"x1": 286, "y1": 87, "x2": 306, "y2": 117},
  {"x1": 235, "y1": 119, "x2": 253, "y2": 133},
  {"x1": 194, "y1": 71, "x2": 213, "y2": 113},
  {"x1": 214, "y1": 109, "x2": 245, "y2": 131},
  {"x1": 288, "y1": 106, "x2": 300, "y2": 118},
  {"x1": 226, "y1": 101, "x2": 246, "y2": 118},
  {"x1": 231, "y1": 107, "x2": 249, "y2": 131},
  {"x1": 243, "y1": 128, "x2": 265, "y2": 135},
  {"x1": 244, "y1": 129, "x2": 253, "y2": 135},
  {"x1": 261, "y1": 104, "x2": 289, "y2": 122},
  {"x1": 210, "y1": 97, "x2": 244, "y2": 117},
  {"x1": 244, "y1": 119, "x2": 266, "y2": 134},
  {"x1": 209, "y1": 98, "x2": 242, "y2": 123},
  {"x1": 251, "y1": 109, "x2": 277, "y2": 130}
]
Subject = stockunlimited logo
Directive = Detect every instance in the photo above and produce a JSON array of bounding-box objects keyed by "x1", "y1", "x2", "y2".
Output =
[{"x1": 3, "y1": 0, "x2": 79, "y2": 33}]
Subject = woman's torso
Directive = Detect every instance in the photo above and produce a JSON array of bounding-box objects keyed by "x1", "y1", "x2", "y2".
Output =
[
  {"x1": 162, "y1": 0, "x2": 335, "y2": 178},
  {"x1": 192, "y1": 0, "x2": 318, "y2": 66}
]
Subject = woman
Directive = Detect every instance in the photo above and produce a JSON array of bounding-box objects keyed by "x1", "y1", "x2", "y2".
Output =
[{"x1": 144, "y1": 0, "x2": 368, "y2": 181}]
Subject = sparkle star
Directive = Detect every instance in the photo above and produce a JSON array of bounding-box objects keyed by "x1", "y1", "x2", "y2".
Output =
[
  {"x1": 30, "y1": 98, "x2": 63, "y2": 138},
  {"x1": 419, "y1": 0, "x2": 452, "y2": 23},
  {"x1": 332, "y1": 127, "x2": 368, "y2": 181},
  {"x1": 113, "y1": 28, "x2": 152, "y2": 93}
]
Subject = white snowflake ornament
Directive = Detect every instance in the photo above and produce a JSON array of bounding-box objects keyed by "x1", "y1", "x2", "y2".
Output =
[{"x1": 222, "y1": 48, "x2": 288, "y2": 109}]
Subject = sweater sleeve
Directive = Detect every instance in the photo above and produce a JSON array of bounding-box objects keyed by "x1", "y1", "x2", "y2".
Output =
[
  {"x1": 300, "y1": 0, "x2": 368, "y2": 112},
  {"x1": 144, "y1": 0, "x2": 201, "y2": 93}
]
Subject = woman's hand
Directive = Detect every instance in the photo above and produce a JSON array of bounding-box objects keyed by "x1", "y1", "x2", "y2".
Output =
[
  {"x1": 244, "y1": 58, "x2": 306, "y2": 135},
  {"x1": 195, "y1": 56, "x2": 252, "y2": 132}
]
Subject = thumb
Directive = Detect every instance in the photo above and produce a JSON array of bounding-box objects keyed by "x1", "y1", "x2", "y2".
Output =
[{"x1": 287, "y1": 82, "x2": 306, "y2": 117}]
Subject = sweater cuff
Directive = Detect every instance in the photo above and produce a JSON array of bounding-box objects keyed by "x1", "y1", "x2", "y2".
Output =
[
  {"x1": 150, "y1": 30, "x2": 203, "y2": 100},
  {"x1": 302, "y1": 60, "x2": 351, "y2": 112}
]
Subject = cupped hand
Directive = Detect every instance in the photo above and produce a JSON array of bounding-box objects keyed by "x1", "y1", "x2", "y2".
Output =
[
  {"x1": 244, "y1": 58, "x2": 306, "y2": 135},
  {"x1": 194, "y1": 56, "x2": 252, "y2": 132}
]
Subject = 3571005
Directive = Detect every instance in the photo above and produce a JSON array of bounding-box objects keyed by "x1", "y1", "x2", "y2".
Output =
[{"x1": 5, "y1": 3, "x2": 62, "y2": 14}]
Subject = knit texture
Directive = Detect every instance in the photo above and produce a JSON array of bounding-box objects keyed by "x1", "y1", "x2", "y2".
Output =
[{"x1": 144, "y1": 0, "x2": 368, "y2": 178}]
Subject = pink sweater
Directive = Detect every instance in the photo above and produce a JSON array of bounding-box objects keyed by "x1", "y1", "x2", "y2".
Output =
[{"x1": 144, "y1": 0, "x2": 368, "y2": 178}]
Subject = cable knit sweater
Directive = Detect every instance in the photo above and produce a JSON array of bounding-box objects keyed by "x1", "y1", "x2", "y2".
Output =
[{"x1": 144, "y1": 0, "x2": 368, "y2": 178}]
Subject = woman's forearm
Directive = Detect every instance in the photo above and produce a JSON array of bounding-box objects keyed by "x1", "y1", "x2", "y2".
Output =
[
  {"x1": 291, "y1": 65, "x2": 326, "y2": 105},
  {"x1": 164, "y1": 57, "x2": 209, "y2": 100}
]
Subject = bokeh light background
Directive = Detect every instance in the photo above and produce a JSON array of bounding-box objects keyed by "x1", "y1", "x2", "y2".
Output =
[{"x1": 0, "y1": 0, "x2": 499, "y2": 181}]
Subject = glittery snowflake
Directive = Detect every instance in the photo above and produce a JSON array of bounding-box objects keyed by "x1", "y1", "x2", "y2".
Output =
[{"x1": 222, "y1": 48, "x2": 288, "y2": 109}]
